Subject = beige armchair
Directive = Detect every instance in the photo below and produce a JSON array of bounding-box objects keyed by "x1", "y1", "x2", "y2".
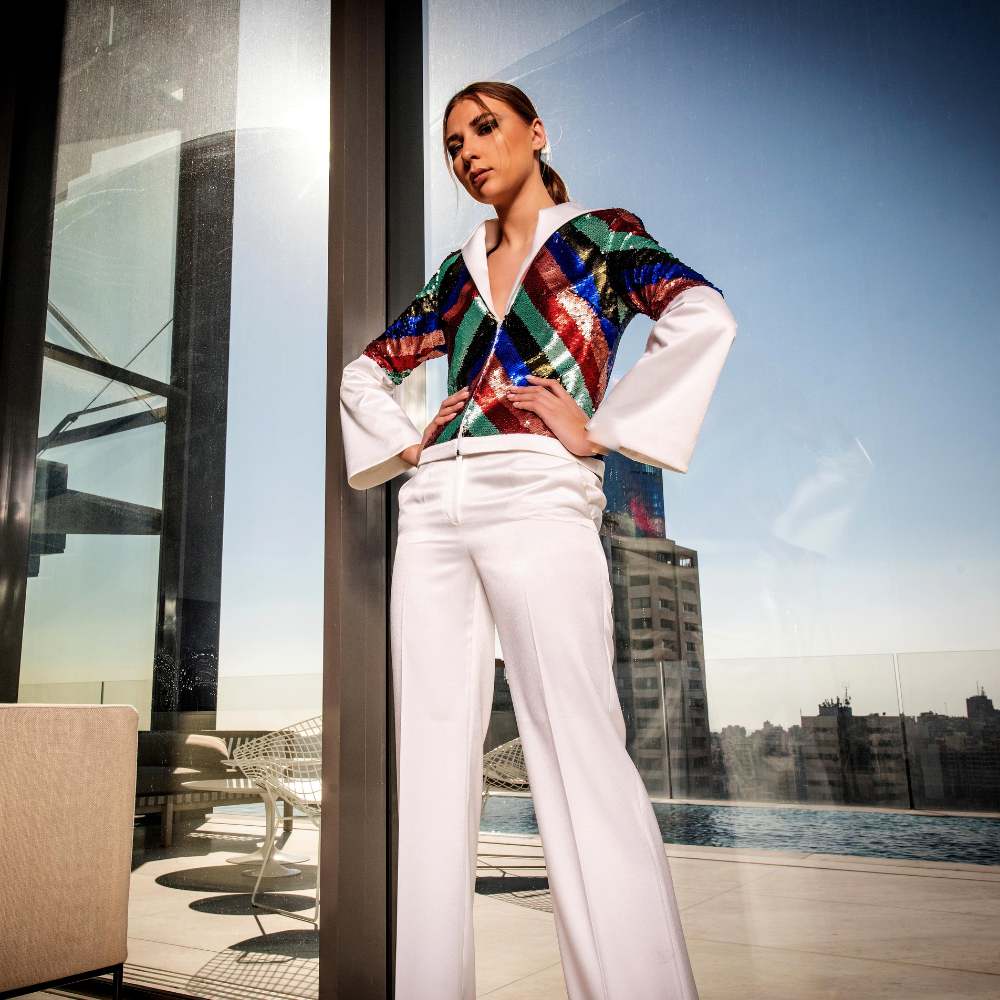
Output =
[{"x1": 0, "y1": 704, "x2": 137, "y2": 1000}]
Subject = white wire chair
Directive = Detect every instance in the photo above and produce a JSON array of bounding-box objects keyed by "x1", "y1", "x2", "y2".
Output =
[
  {"x1": 481, "y1": 737, "x2": 530, "y2": 818},
  {"x1": 230, "y1": 716, "x2": 322, "y2": 926}
]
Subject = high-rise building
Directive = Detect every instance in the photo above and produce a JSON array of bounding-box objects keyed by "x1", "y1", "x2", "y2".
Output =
[{"x1": 600, "y1": 452, "x2": 712, "y2": 798}]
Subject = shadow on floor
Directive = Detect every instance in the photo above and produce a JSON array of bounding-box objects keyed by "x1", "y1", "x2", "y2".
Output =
[
  {"x1": 476, "y1": 875, "x2": 553, "y2": 912},
  {"x1": 476, "y1": 876, "x2": 549, "y2": 894},
  {"x1": 156, "y1": 865, "x2": 317, "y2": 893},
  {"x1": 230, "y1": 930, "x2": 319, "y2": 958},
  {"x1": 187, "y1": 933, "x2": 319, "y2": 1000},
  {"x1": 190, "y1": 893, "x2": 316, "y2": 915}
]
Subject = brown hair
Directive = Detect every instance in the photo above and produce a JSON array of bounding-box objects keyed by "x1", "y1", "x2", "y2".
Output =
[{"x1": 442, "y1": 81, "x2": 569, "y2": 205}]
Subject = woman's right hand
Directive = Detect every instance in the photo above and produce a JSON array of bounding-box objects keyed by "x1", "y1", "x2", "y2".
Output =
[{"x1": 400, "y1": 387, "x2": 470, "y2": 467}]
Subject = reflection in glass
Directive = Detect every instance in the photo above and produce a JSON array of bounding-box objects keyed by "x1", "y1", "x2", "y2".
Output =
[
  {"x1": 427, "y1": 1, "x2": 1000, "y2": 995},
  {"x1": 17, "y1": 1, "x2": 328, "y2": 997}
]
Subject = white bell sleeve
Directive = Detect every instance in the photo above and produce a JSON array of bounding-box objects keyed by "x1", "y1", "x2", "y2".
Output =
[
  {"x1": 587, "y1": 285, "x2": 736, "y2": 473},
  {"x1": 340, "y1": 355, "x2": 422, "y2": 490}
]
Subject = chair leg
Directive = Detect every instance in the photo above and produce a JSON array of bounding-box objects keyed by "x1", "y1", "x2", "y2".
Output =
[
  {"x1": 251, "y1": 805, "x2": 320, "y2": 927},
  {"x1": 250, "y1": 785, "x2": 280, "y2": 912},
  {"x1": 162, "y1": 796, "x2": 174, "y2": 848},
  {"x1": 283, "y1": 797, "x2": 294, "y2": 834},
  {"x1": 112, "y1": 963, "x2": 124, "y2": 1000}
]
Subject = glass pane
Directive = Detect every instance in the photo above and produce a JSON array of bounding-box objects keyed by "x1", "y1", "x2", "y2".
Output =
[
  {"x1": 424, "y1": 1, "x2": 1000, "y2": 997},
  {"x1": 18, "y1": 2, "x2": 329, "y2": 996}
]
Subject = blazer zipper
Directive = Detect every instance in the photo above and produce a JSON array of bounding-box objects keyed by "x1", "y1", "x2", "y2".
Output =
[{"x1": 456, "y1": 232, "x2": 553, "y2": 454}]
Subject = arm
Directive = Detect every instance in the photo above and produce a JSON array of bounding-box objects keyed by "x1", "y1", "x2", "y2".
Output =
[
  {"x1": 341, "y1": 356, "x2": 423, "y2": 490},
  {"x1": 587, "y1": 285, "x2": 736, "y2": 473},
  {"x1": 341, "y1": 258, "x2": 456, "y2": 490}
]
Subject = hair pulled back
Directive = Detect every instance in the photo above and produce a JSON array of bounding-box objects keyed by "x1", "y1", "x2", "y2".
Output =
[{"x1": 442, "y1": 81, "x2": 569, "y2": 205}]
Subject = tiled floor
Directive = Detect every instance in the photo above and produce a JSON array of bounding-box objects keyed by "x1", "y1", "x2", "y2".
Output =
[
  {"x1": 123, "y1": 813, "x2": 320, "y2": 1000},
  {"x1": 474, "y1": 836, "x2": 1000, "y2": 999},
  {"x1": 32, "y1": 822, "x2": 1000, "y2": 999}
]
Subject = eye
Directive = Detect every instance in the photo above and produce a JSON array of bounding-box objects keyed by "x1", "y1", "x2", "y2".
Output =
[
  {"x1": 479, "y1": 119, "x2": 498, "y2": 136},
  {"x1": 447, "y1": 142, "x2": 462, "y2": 159}
]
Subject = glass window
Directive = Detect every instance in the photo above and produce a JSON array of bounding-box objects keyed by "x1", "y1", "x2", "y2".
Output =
[
  {"x1": 18, "y1": 1, "x2": 330, "y2": 994},
  {"x1": 427, "y1": 1, "x2": 999, "y2": 997}
]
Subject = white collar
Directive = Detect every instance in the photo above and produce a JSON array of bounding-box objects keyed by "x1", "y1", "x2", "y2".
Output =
[{"x1": 461, "y1": 201, "x2": 588, "y2": 320}]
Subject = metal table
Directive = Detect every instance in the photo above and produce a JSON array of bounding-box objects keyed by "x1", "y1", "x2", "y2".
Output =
[{"x1": 182, "y1": 777, "x2": 308, "y2": 877}]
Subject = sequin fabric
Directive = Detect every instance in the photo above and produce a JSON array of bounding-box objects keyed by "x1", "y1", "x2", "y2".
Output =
[{"x1": 363, "y1": 209, "x2": 717, "y2": 446}]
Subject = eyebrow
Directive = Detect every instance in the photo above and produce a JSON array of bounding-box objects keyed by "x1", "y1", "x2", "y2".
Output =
[{"x1": 446, "y1": 111, "x2": 499, "y2": 145}]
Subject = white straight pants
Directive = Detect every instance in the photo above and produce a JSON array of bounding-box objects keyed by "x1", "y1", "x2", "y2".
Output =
[{"x1": 391, "y1": 448, "x2": 699, "y2": 1000}]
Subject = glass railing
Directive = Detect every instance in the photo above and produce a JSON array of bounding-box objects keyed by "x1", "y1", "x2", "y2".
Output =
[
  {"x1": 700, "y1": 650, "x2": 999, "y2": 814},
  {"x1": 17, "y1": 673, "x2": 322, "y2": 736},
  {"x1": 482, "y1": 649, "x2": 1000, "y2": 868}
]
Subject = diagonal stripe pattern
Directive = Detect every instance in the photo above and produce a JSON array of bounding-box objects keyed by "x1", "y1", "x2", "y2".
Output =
[{"x1": 363, "y1": 209, "x2": 717, "y2": 446}]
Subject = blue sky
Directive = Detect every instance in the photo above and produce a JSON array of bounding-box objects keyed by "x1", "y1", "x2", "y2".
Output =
[{"x1": 426, "y1": 0, "x2": 1000, "y2": 720}]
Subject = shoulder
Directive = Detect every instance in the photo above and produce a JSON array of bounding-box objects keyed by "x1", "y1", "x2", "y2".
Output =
[
  {"x1": 585, "y1": 208, "x2": 649, "y2": 236},
  {"x1": 433, "y1": 249, "x2": 464, "y2": 283},
  {"x1": 437, "y1": 248, "x2": 463, "y2": 272},
  {"x1": 568, "y1": 208, "x2": 662, "y2": 255},
  {"x1": 419, "y1": 249, "x2": 465, "y2": 298}
]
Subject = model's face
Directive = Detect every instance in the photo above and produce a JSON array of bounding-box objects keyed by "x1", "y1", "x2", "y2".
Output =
[{"x1": 445, "y1": 96, "x2": 546, "y2": 207}]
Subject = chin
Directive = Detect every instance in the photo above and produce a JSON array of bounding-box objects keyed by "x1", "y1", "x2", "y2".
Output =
[{"x1": 467, "y1": 184, "x2": 498, "y2": 206}]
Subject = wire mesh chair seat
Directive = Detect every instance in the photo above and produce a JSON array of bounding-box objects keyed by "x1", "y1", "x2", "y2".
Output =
[
  {"x1": 481, "y1": 737, "x2": 530, "y2": 818},
  {"x1": 231, "y1": 716, "x2": 322, "y2": 926}
]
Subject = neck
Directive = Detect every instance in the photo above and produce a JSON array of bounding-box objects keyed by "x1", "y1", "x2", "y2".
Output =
[{"x1": 492, "y1": 172, "x2": 556, "y2": 250}]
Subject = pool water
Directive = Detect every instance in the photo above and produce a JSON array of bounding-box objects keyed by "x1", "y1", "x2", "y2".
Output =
[{"x1": 480, "y1": 796, "x2": 1000, "y2": 867}]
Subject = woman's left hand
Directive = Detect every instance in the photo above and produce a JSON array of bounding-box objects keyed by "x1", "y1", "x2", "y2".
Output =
[{"x1": 507, "y1": 376, "x2": 607, "y2": 457}]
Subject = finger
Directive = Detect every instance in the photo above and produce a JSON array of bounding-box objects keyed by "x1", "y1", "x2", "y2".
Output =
[
  {"x1": 440, "y1": 390, "x2": 469, "y2": 409},
  {"x1": 511, "y1": 398, "x2": 555, "y2": 416},
  {"x1": 525, "y1": 375, "x2": 562, "y2": 392},
  {"x1": 527, "y1": 374, "x2": 573, "y2": 401}
]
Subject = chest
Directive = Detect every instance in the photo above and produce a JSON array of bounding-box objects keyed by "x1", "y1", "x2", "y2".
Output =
[{"x1": 486, "y1": 242, "x2": 527, "y2": 320}]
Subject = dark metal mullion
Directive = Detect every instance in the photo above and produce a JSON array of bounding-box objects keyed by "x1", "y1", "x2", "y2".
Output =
[
  {"x1": 0, "y1": 2, "x2": 66, "y2": 702},
  {"x1": 42, "y1": 341, "x2": 179, "y2": 399}
]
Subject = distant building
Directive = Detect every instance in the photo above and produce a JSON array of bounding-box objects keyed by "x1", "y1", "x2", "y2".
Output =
[
  {"x1": 600, "y1": 452, "x2": 711, "y2": 798},
  {"x1": 904, "y1": 688, "x2": 1000, "y2": 811},
  {"x1": 707, "y1": 688, "x2": 1000, "y2": 812},
  {"x1": 712, "y1": 721, "x2": 805, "y2": 802},
  {"x1": 798, "y1": 695, "x2": 910, "y2": 807}
]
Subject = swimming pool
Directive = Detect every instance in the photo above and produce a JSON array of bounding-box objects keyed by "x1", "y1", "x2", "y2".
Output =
[{"x1": 480, "y1": 796, "x2": 1000, "y2": 867}]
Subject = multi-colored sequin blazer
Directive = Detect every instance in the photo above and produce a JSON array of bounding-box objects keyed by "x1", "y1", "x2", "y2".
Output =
[{"x1": 342, "y1": 202, "x2": 737, "y2": 490}]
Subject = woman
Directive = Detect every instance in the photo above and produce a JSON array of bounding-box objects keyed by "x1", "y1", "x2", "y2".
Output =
[{"x1": 341, "y1": 81, "x2": 736, "y2": 1000}]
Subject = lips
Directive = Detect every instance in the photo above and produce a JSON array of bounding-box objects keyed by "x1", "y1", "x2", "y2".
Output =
[{"x1": 470, "y1": 167, "x2": 491, "y2": 185}]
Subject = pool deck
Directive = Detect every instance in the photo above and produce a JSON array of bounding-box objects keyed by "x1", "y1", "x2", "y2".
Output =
[
  {"x1": 30, "y1": 822, "x2": 1000, "y2": 1000},
  {"x1": 475, "y1": 833, "x2": 1000, "y2": 999}
]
